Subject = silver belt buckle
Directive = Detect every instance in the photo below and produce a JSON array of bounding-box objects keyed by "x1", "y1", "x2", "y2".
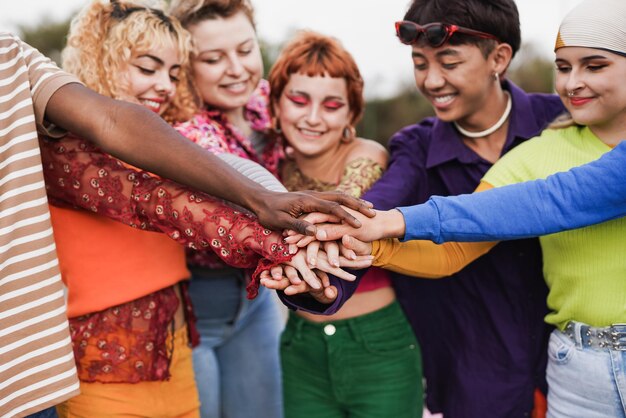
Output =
[{"x1": 609, "y1": 323, "x2": 626, "y2": 350}]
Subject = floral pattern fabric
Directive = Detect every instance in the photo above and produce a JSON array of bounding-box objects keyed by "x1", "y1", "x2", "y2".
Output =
[
  {"x1": 69, "y1": 286, "x2": 179, "y2": 383},
  {"x1": 281, "y1": 157, "x2": 385, "y2": 198},
  {"x1": 175, "y1": 80, "x2": 283, "y2": 270},
  {"x1": 40, "y1": 134, "x2": 289, "y2": 268},
  {"x1": 40, "y1": 134, "x2": 291, "y2": 382},
  {"x1": 174, "y1": 80, "x2": 283, "y2": 177}
]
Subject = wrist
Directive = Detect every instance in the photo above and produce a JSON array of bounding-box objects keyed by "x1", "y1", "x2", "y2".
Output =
[
  {"x1": 380, "y1": 209, "x2": 406, "y2": 239},
  {"x1": 241, "y1": 185, "x2": 272, "y2": 215}
]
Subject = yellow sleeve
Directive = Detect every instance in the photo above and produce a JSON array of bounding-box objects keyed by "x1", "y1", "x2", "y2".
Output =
[{"x1": 371, "y1": 182, "x2": 498, "y2": 278}]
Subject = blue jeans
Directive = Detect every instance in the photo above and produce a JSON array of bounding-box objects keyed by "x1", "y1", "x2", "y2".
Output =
[
  {"x1": 26, "y1": 407, "x2": 58, "y2": 418},
  {"x1": 547, "y1": 327, "x2": 626, "y2": 417},
  {"x1": 189, "y1": 269, "x2": 284, "y2": 418}
]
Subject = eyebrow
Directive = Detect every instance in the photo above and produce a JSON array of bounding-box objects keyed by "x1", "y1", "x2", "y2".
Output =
[
  {"x1": 412, "y1": 49, "x2": 460, "y2": 59},
  {"x1": 555, "y1": 54, "x2": 610, "y2": 64},
  {"x1": 580, "y1": 54, "x2": 609, "y2": 62},
  {"x1": 138, "y1": 54, "x2": 164, "y2": 65},
  {"x1": 197, "y1": 38, "x2": 255, "y2": 55},
  {"x1": 287, "y1": 90, "x2": 346, "y2": 101}
]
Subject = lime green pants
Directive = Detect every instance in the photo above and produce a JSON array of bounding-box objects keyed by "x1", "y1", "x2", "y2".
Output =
[{"x1": 281, "y1": 301, "x2": 423, "y2": 418}]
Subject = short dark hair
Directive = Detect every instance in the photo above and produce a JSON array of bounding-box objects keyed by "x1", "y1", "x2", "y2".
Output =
[{"x1": 404, "y1": 0, "x2": 521, "y2": 57}]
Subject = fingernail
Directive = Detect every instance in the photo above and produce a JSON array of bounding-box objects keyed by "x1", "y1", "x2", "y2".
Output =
[
  {"x1": 317, "y1": 230, "x2": 327, "y2": 240},
  {"x1": 289, "y1": 245, "x2": 297, "y2": 254},
  {"x1": 308, "y1": 258, "x2": 316, "y2": 266}
]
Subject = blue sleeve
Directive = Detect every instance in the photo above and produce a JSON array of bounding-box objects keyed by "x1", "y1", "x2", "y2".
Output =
[{"x1": 399, "y1": 141, "x2": 626, "y2": 243}]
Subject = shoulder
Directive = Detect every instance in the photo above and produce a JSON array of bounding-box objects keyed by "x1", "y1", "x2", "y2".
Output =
[
  {"x1": 346, "y1": 138, "x2": 388, "y2": 167},
  {"x1": 485, "y1": 127, "x2": 575, "y2": 185},
  {"x1": 389, "y1": 118, "x2": 437, "y2": 144},
  {"x1": 387, "y1": 118, "x2": 437, "y2": 157},
  {"x1": 528, "y1": 93, "x2": 566, "y2": 117},
  {"x1": 0, "y1": 32, "x2": 20, "y2": 50}
]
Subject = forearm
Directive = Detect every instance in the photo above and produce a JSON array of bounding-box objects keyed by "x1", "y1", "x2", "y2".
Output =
[
  {"x1": 45, "y1": 84, "x2": 268, "y2": 212},
  {"x1": 400, "y1": 143, "x2": 626, "y2": 242},
  {"x1": 40, "y1": 135, "x2": 290, "y2": 269},
  {"x1": 371, "y1": 239, "x2": 495, "y2": 278}
]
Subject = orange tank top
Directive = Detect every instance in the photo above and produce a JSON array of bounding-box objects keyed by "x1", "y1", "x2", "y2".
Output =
[{"x1": 49, "y1": 205, "x2": 189, "y2": 318}]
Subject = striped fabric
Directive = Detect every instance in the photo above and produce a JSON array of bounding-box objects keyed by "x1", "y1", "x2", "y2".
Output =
[
  {"x1": 554, "y1": 0, "x2": 626, "y2": 55},
  {"x1": 217, "y1": 153, "x2": 287, "y2": 193},
  {"x1": 0, "y1": 34, "x2": 80, "y2": 417}
]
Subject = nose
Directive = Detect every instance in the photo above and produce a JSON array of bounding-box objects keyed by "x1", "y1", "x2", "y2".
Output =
[
  {"x1": 226, "y1": 54, "x2": 245, "y2": 77},
  {"x1": 154, "y1": 73, "x2": 174, "y2": 96},
  {"x1": 305, "y1": 104, "x2": 322, "y2": 125},
  {"x1": 422, "y1": 66, "x2": 446, "y2": 91},
  {"x1": 564, "y1": 69, "x2": 585, "y2": 95}
]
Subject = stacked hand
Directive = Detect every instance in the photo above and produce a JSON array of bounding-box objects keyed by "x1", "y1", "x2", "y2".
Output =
[
  {"x1": 260, "y1": 239, "x2": 373, "y2": 303},
  {"x1": 258, "y1": 205, "x2": 406, "y2": 303}
]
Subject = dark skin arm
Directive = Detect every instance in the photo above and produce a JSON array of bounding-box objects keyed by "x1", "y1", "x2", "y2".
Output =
[{"x1": 45, "y1": 84, "x2": 375, "y2": 234}]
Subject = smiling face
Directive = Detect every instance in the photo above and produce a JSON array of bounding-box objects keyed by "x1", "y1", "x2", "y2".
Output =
[
  {"x1": 411, "y1": 43, "x2": 500, "y2": 124},
  {"x1": 189, "y1": 11, "x2": 263, "y2": 111},
  {"x1": 275, "y1": 73, "x2": 352, "y2": 159},
  {"x1": 555, "y1": 46, "x2": 626, "y2": 131},
  {"x1": 124, "y1": 43, "x2": 182, "y2": 116}
]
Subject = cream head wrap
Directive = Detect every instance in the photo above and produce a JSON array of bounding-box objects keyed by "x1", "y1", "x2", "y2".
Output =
[{"x1": 554, "y1": 0, "x2": 626, "y2": 56}]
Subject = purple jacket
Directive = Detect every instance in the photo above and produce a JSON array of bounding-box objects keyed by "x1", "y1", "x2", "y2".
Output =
[{"x1": 280, "y1": 81, "x2": 565, "y2": 418}]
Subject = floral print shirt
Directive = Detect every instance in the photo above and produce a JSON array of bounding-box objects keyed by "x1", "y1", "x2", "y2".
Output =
[
  {"x1": 175, "y1": 80, "x2": 284, "y2": 269},
  {"x1": 40, "y1": 134, "x2": 290, "y2": 382},
  {"x1": 175, "y1": 80, "x2": 282, "y2": 177}
]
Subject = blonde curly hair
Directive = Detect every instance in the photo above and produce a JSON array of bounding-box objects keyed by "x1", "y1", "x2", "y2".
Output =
[{"x1": 63, "y1": 0, "x2": 198, "y2": 123}]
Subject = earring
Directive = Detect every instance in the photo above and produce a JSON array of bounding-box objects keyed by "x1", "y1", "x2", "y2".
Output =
[
  {"x1": 342, "y1": 125, "x2": 356, "y2": 143},
  {"x1": 493, "y1": 72, "x2": 500, "y2": 83},
  {"x1": 271, "y1": 117, "x2": 282, "y2": 134}
]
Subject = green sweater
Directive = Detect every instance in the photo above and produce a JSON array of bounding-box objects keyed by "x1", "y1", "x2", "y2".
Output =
[{"x1": 483, "y1": 125, "x2": 626, "y2": 329}]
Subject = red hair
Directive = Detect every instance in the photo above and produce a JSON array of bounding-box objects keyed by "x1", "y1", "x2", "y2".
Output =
[{"x1": 268, "y1": 31, "x2": 364, "y2": 125}]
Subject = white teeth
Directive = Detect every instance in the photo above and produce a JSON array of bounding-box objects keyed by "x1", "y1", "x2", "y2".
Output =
[
  {"x1": 225, "y1": 82, "x2": 246, "y2": 91},
  {"x1": 433, "y1": 95, "x2": 455, "y2": 104},
  {"x1": 141, "y1": 99, "x2": 161, "y2": 110},
  {"x1": 299, "y1": 129, "x2": 322, "y2": 137}
]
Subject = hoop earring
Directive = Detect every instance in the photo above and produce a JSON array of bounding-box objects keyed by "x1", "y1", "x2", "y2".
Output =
[{"x1": 342, "y1": 125, "x2": 356, "y2": 143}]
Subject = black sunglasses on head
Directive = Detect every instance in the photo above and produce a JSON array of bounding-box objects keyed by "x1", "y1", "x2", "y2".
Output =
[{"x1": 395, "y1": 21, "x2": 499, "y2": 47}]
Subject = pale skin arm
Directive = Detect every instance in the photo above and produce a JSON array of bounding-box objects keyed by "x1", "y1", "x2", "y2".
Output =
[
  {"x1": 44, "y1": 84, "x2": 376, "y2": 235},
  {"x1": 284, "y1": 207, "x2": 406, "y2": 246}
]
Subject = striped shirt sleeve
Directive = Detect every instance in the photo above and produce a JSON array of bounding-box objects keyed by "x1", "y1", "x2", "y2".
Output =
[{"x1": 0, "y1": 33, "x2": 79, "y2": 418}]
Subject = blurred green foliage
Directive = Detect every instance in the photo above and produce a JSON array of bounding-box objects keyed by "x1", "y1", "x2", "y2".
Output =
[
  {"x1": 19, "y1": 19, "x2": 556, "y2": 147},
  {"x1": 18, "y1": 18, "x2": 72, "y2": 65}
]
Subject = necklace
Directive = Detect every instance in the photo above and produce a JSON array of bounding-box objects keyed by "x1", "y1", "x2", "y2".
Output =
[{"x1": 453, "y1": 92, "x2": 512, "y2": 138}]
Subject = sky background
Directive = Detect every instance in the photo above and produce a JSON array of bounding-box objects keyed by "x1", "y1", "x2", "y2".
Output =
[{"x1": 1, "y1": 0, "x2": 584, "y2": 98}]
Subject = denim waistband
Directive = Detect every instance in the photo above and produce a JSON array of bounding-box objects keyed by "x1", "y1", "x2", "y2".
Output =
[{"x1": 564, "y1": 321, "x2": 626, "y2": 351}]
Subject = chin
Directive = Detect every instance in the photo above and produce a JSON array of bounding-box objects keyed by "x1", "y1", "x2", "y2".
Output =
[{"x1": 434, "y1": 109, "x2": 460, "y2": 123}]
